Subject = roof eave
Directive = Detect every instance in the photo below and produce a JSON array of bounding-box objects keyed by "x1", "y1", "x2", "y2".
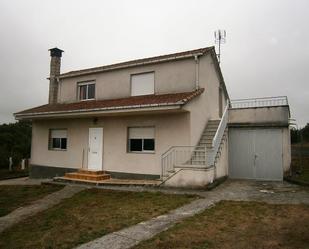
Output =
[{"x1": 14, "y1": 103, "x2": 185, "y2": 120}]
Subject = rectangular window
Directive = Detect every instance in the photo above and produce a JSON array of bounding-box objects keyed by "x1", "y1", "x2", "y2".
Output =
[
  {"x1": 78, "y1": 82, "x2": 95, "y2": 100},
  {"x1": 49, "y1": 129, "x2": 67, "y2": 150},
  {"x1": 128, "y1": 127, "x2": 155, "y2": 153},
  {"x1": 131, "y1": 72, "x2": 154, "y2": 96}
]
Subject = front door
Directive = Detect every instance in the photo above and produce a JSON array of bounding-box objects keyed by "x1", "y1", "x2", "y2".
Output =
[{"x1": 88, "y1": 128, "x2": 103, "y2": 171}]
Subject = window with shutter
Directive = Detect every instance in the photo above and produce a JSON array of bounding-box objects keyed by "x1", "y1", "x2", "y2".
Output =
[
  {"x1": 49, "y1": 129, "x2": 68, "y2": 150},
  {"x1": 128, "y1": 127, "x2": 155, "y2": 153},
  {"x1": 131, "y1": 72, "x2": 154, "y2": 96}
]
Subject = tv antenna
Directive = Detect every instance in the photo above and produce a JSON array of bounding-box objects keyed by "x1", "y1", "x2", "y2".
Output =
[{"x1": 214, "y1": 29, "x2": 226, "y2": 64}]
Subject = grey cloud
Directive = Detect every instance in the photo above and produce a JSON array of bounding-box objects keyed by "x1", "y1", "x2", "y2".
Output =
[{"x1": 0, "y1": 0, "x2": 308, "y2": 126}]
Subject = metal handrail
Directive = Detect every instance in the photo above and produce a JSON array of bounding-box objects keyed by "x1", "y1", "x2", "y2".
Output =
[
  {"x1": 230, "y1": 96, "x2": 288, "y2": 109},
  {"x1": 161, "y1": 146, "x2": 207, "y2": 178},
  {"x1": 208, "y1": 101, "x2": 229, "y2": 167},
  {"x1": 212, "y1": 101, "x2": 229, "y2": 148}
]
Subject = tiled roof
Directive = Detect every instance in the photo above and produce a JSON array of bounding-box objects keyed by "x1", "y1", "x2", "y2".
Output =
[
  {"x1": 15, "y1": 88, "x2": 204, "y2": 117},
  {"x1": 59, "y1": 47, "x2": 214, "y2": 79}
]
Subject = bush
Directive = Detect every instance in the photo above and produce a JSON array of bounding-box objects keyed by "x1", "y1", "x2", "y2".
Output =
[{"x1": 291, "y1": 123, "x2": 309, "y2": 144}]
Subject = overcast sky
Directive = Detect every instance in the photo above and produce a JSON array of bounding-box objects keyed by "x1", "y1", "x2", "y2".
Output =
[{"x1": 0, "y1": 0, "x2": 308, "y2": 127}]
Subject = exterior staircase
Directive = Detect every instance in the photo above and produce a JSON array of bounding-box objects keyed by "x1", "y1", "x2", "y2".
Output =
[
  {"x1": 161, "y1": 100, "x2": 230, "y2": 184},
  {"x1": 184, "y1": 120, "x2": 220, "y2": 166},
  {"x1": 62, "y1": 169, "x2": 111, "y2": 181},
  {"x1": 196, "y1": 119, "x2": 227, "y2": 167}
]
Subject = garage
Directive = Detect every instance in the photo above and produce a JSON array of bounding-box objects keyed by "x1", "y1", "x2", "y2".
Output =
[{"x1": 229, "y1": 128, "x2": 284, "y2": 181}]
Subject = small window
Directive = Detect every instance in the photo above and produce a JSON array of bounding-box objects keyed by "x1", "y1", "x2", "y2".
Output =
[
  {"x1": 131, "y1": 72, "x2": 154, "y2": 96},
  {"x1": 128, "y1": 127, "x2": 155, "y2": 153},
  {"x1": 49, "y1": 129, "x2": 67, "y2": 150},
  {"x1": 78, "y1": 82, "x2": 95, "y2": 100}
]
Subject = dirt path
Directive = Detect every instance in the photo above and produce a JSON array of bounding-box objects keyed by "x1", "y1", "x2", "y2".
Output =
[
  {"x1": 75, "y1": 180, "x2": 309, "y2": 249},
  {"x1": 0, "y1": 185, "x2": 84, "y2": 233}
]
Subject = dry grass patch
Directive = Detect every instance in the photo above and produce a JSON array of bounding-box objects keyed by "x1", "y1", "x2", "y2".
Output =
[
  {"x1": 0, "y1": 185, "x2": 63, "y2": 217},
  {"x1": 134, "y1": 201, "x2": 309, "y2": 249},
  {"x1": 0, "y1": 188, "x2": 198, "y2": 249}
]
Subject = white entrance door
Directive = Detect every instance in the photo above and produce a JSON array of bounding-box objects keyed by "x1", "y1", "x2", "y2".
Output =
[
  {"x1": 229, "y1": 128, "x2": 283, "y2": 181},
  {"x1": 88, "y1": 128, "x2": 103, "y2": 171}
]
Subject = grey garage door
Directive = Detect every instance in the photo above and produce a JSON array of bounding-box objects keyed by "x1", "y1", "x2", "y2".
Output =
[{"x1": 229, "y1": 128, "x2": 283, "y2": 181}]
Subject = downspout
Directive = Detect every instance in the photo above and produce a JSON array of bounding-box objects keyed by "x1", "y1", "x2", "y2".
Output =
[{"x1": 194, "y1": 55, "x2": 199, "y2": 90}]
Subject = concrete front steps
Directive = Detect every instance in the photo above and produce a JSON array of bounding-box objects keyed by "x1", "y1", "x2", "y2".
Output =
[
  {"x1": 63, "y1": 169, "x2": 111, "y2": 181},
  {"x1": 53, "y1": 169, "x2": 161, "y2": 187}
]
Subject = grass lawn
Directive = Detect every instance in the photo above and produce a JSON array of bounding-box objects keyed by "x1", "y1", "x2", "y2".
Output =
[
  {"x1": 0, "y1": 188, "x2": 198, "y2": 249},
  {"x1": 0, "y1": 185, "x2": 63, "y2": 217},
  {"x1": 134, "y1": 201, "x2": 309, "y2": 249},
  {"x1": 0, "y1": 168, "x2": 29, "y2": 180}
]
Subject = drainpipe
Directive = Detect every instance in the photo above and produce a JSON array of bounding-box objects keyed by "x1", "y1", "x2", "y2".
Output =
[{"x1": 194, "y1": 55, "x2": 199, "y2": 90}]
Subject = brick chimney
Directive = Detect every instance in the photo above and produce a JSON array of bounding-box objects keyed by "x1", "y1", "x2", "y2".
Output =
[{"x1": 48, "y1": 48, "x2": 64, "y2": 104}]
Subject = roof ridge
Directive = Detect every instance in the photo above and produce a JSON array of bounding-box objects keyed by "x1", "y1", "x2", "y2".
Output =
[{"x1": 59, "y1": 46, "x2": 214, "y2": 79}]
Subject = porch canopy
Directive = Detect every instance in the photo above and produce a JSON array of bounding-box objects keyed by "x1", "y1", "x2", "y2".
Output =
[{"x1": 14, "y1": 88, "x2": 204, "y2": 120}]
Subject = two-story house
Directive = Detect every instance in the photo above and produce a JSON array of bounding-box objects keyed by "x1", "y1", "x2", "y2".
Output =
[{"x1": 15, "y1": 46, "x2": 291, "y2": 188}]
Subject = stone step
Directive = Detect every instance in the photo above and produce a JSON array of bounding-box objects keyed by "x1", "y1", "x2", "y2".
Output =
[
  {"x1": 54, "y1": 177, "x2": 160, "y2": 187},
  {"x1": 199, "y1": 141, "x2": 212, "y2": 145},
  {"x1": 206, "y1": 124, "x2": 220, "y2": 128},
  {"x1": 208, "y1": 121, "x2": 220, "y2": 125},
  {"x1": 200, "y1": 138, "x2": 213, "y2": 142},
  {"x1": 204, "y1": 129, "x2": 218, "y2": 133},
  {"x1": 77, "y1": 169, "x2": 106, "y2": 175},
  {"x1": 65, "y1": 172, "x2": 111, "y2": 181}
]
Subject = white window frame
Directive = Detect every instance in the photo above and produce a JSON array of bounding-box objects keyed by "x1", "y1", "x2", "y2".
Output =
[
  {"x1": 49, "y1": 129, "x2": 68, "y2": 151},
  {"x1": 77, "y1": 81, "x2": 96, "y2": 101},
  {"x1": 130, "y1": 72, "x2": 155, "y2": 96},
  {"x1": 128, "y1": 127, "x2": 155, "y2": 153}
]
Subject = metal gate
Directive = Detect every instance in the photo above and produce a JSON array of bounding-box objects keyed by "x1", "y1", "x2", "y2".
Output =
[{"x1": 229, "y1": 128, "x2": 283, "y2": 181}]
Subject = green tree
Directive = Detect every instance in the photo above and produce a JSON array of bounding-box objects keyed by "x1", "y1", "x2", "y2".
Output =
[{"x1": 0, "y1": 121, "x2": 32, "y2": 169}]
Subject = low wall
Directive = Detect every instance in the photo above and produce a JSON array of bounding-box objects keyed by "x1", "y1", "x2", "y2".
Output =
[
  {"x1": 229, "y1": 106, "x2": 290, "y2": 126},
  {"x1": 163, "y1": 167, "x2": 215, "y2": 188}
]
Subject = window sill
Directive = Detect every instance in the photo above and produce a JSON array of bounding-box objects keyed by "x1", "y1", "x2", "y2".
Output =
[
  {"x1": 49, "y1": 148, "x2": 67, "y2": 151},
  {"x1": 128, "y1": 151, "x2": 155, "y2": 154},
  {"x1": 79, "y1": 98, "x2": 95, "y2": 102}
]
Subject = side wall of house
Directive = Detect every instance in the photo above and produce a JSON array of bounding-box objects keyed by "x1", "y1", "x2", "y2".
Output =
[
  {"x1": 184, "y1": 54, "x2": 228, "y2": 147},
  {"x1": 58, "y1": 58, "x2": 196, "y2": 103},
  {"x1": 30, "y1": 113, "x2": 190, "y2": 178}
]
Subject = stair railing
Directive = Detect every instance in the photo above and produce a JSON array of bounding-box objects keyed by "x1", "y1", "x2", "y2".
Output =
[
  {"x1": 161, "y1": 146, "x2": 207, "y2": 178},
  {"x1": 208, "y1": 100, "x2": 229, "y2": 167}
]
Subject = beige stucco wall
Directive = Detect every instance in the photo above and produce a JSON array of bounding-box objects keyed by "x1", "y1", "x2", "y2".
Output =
[
  {"x1": 58, "y1": 58, "x2": 196, "y2": 103},
  {"x1": 31, "y1": 113, "x2": 190, "y2": 176},
  {"x1": 163, "y1": 168, "x2": 215, "y2": 188},
  {"x1": 229, "y1": 106, "x2": 290, "y2": 125},
  {"x1": 184, "y1": 54, "x2": 228, "y2": 147}
]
